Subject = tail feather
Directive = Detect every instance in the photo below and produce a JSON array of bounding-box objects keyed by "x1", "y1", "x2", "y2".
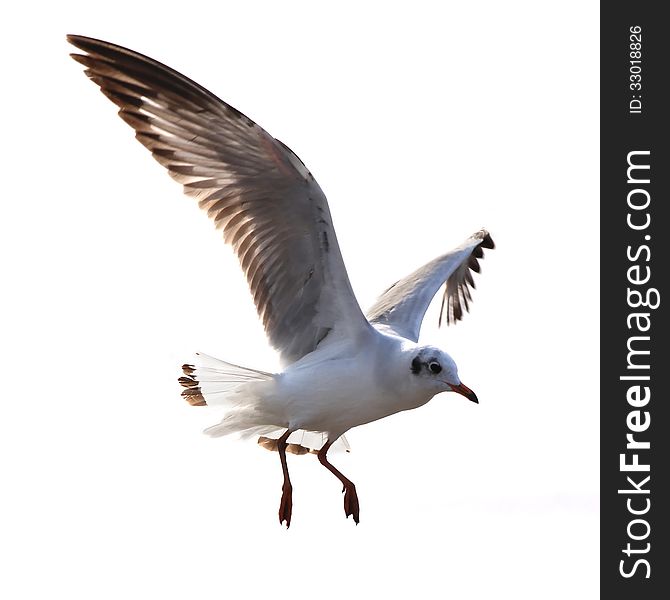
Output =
[
  {"x1": 203, "y1": 419, "x2": 278, "y2": 439},
  {"x1": 179, "y1": 373, "x2": 207, "y2": 406},
  {"x1": 180, "y1": 352, "x2": 274, "y2": 407},
  {"x1": 179, "y1": 353, "x2": 351, "y2": 454}
]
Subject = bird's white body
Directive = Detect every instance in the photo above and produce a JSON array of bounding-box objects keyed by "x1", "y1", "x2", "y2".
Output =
[
  {"x1": 199, "y1": 325, "x2": 463, "y2": 449},
  {"x1": 273, "y1": 329, "x2": 432, "y2": 436}
]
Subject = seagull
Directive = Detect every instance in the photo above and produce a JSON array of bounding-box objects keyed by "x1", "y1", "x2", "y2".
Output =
[{"x1": 68, "y1": 35, "x2": 494, "y2": 527}]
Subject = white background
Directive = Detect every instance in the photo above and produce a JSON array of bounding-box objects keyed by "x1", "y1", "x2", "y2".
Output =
[{"x1": 1, "y1": 1, "x2": 599, "y2": 598}]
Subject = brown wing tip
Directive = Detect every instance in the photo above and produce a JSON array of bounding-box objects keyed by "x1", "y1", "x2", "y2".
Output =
[
  {"x1": 66, "y1": 34, "x2": 130, "y2": 56},
  {"x1": 467, "y1": 229, "x2": 496, "y2": 274},
  {"x1": 66, "y1": 34, "x2": 110, "y2": 55},
  {"x1": 476, "y1": 229, "x2": 495, "y2": 250},
  {"x1": 68, "y1": 52, "x2": 91, "y2": 67},
  {"x1": 442, "y1": 229, "x2": 495, "y2": 327}
]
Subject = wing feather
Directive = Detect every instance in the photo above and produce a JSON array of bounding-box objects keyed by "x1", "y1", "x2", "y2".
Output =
[
  {"x1": 68, "y1": 35, "x2": 370, "y2": 364},
  {"x1": 367, "y1": 230, "x2": 494, "y2": 341}
]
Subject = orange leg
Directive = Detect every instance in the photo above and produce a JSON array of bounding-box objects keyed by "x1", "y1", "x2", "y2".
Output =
[
  {"x1": 317, "y1": 440, "x2": 360, "y2": 524},
  {"x1": 277, "y1": 429, "x2": 293, "y2": 527}
]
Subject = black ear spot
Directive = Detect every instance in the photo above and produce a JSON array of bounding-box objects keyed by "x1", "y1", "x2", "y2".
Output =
[
  {"x1": 428, "y1": 361, "x2": 442, "y2": 374},
  {"x1": 411, "y1": 356, "x2": 422, "y2": 374}
]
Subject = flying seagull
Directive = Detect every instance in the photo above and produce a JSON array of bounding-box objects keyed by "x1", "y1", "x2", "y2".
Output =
[{"x1": 68, "y1": 35, "x2": 494, "y2": 527}]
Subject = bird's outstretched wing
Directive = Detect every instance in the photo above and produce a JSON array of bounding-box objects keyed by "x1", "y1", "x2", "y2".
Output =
[
  {"x1": 366, "y1": 230, "x2": 494, "y2": 341},
  {"x1": 68, "y1": 35, "x2": 371, "y2": 365}
]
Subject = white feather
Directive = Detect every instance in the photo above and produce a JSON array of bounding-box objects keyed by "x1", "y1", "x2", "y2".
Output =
[{"x1": 191, "y1": 353, "x2": 350, "y2": 451}]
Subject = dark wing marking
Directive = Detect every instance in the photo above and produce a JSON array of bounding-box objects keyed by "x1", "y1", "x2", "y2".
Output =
[{"x1": 367, "y1": 230, "x2": 494, "y2": 341}]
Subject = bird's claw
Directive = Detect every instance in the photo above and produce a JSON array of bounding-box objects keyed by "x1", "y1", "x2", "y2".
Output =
[{"x1": 278, "y1": 482, "x2": 293, "y2": 528}]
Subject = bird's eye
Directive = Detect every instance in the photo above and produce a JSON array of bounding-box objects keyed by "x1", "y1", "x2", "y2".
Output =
[{"x1": 428, "y1": 361, "x2": 442, "y2": 374}]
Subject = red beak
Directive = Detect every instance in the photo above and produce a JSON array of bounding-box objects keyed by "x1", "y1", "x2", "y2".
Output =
[{"x1": 451, "y1": 382, "x2": 479, "y2": 404}]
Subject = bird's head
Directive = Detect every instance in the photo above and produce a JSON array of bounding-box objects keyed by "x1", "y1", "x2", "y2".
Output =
[{"x1": 408, "y1": 346, "x2": 478, "y2": 403}]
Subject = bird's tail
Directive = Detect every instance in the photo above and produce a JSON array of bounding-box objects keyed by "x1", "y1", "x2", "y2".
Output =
[
  {"x1": 180, "y1": 352, "x2": 284, "y2": 440},
  {"x1": 179, "y1": 353, "x2": 351, "y2": 454},
  {"x1": 179, "y1": 352, "x2": 274, "y2": 408}
]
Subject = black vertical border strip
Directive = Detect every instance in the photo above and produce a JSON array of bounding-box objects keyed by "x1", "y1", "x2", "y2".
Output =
[{"x1": 601, "y1": 3, "x2": 669, "y2": 596}]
